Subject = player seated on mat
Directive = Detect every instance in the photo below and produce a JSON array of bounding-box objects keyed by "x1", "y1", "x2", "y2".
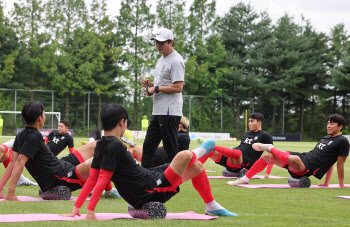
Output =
[
  {"x1": 127, "y1": 116, "x2": 190, "y2": 166},
  {"x1": 228, "y1": 114, "x2": 350, "y2": 187},
  {"x1": 62, "y1": 104, "x2": 237, "y2": 220},
  {"x1": 196, "y1": 113, "x2": 274, "y2": 178},
  {"x1": 0, "y1": 139, "x2": 37, "y2": 186},
  {"x1": 44, "y1": 120, "x2": 74, "y2": 156},
  {"x1": 0, "y1": 101, "x2": 119, "y2": 200}
]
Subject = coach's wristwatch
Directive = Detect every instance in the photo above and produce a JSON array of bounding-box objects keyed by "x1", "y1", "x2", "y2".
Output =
[{"x1": 155, "y1": 86, "x2": 159, "y2": 93}]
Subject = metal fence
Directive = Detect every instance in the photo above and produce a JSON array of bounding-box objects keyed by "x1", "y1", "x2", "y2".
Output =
[{"x1": 0, "y1": 88, "x2": 286, "y2": 137}]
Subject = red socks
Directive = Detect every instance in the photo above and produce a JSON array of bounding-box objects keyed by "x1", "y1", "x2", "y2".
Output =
[
  {"x1": 214, "y1": 146, "x2": 242, "y2": 159},
  {"x1": 246, "y1": 157, "x2": 268, "y2": 179},
  {"x1": 191, "y1": 169, "x2": 214, "y2": 203},
  {"x1": 105, "y1": 181, "x2": 113, "y2": 191},
  {"x1": 270, "y1": 148, "x2": 290, "y2": 164},
  {"x1": 265, "y1": 163, "x2": 273, "y2": 175}
]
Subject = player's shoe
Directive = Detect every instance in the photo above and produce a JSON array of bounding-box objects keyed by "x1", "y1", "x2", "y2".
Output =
[
  {"x1": 103, "y1": 188, "x2": 122, "y2": 199},
  {"x1": 198, "y1": 140, "x2": 215, "y2": 155},
  {"x1": 252, "y1": 143, "x2": 274, "y2": 152},
  {"x1": 121, "y1": 136, "x2": 136, "y2": 147},
  {"x1": 205, "y1": 209, "x2": 238, "y2": 217},
  {"x1": 17, "y1": 175, "x2": 38, "y2": 186},
  {"x1": 197, "y1": 137, "x2": 207, "y2": 145},
  {"x1": 227, "y1": 178, "x2": 249, "y2": 186},
  {"x1": 81, "y1": 141, "x2": 88, "y2": 145}
]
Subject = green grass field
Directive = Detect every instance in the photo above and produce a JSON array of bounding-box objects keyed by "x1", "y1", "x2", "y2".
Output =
[{"x1": 0, "y1": 137, "x2": 350, "y2": 226}]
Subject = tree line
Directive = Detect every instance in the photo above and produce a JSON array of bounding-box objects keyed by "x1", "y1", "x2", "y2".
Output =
[{"x1": 0, "y1": 0, "x2": 349, "y2": 140}]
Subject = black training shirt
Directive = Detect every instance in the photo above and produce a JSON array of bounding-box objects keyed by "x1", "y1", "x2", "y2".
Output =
[
  {"x1": 235, "y1": 130, "x2": 273, "y2": 162},
  {"x1": 13, "y1": 126, "x2": 69, "y2": 191},
  {"x1": 302, "y1": 135, "x2": 349, "y2": 179},
  {"x1": 178, "y1": 130, "x2": 190, "y2": 152},
  {"x1": 91, "y1": 136, "x2": 157, "y2": 207},
  {"x1": 47, "y1": 130, "x2": 74, "y2": 156}
]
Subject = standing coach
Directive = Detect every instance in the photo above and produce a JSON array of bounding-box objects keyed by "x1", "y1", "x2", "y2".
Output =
[{"x1": 141, "y1": 27, "x2": 185, "y2": 168}]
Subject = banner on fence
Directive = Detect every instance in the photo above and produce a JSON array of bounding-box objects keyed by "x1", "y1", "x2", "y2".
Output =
[{"x1": 271, "y1": 134, "x2": 300, "y2": 142}]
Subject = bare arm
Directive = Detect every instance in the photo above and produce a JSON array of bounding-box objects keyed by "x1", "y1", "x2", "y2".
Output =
[
  {"x1": 336, "y1": 156, "x2": 349, "y2": 188},
  {"x1": 0, "y1": 151, "x2": 19, "y2": 199},
  {"x1": 143, "y1": 81, "x2": 184, "y2": 95},
  {"x1": 5, "y1": 154, "x2": 30, "y2": 201},
  {"x1": 318, "y1": 165, "x2": 333, "y2": 187}
]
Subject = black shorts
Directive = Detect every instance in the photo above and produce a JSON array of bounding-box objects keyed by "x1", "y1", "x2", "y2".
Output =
[
  {"x1": 124, "y1": 163, "x2": 180, "y2": 209},
  {"x1": 153, "y1": 147, "x2": 170, "y2": 167},
  {"x1": 284, "y1": 152, "x2": 313, "y2": 178},
  {"x1": 61, "y1": 151, "x2": 83, "y2": 167},
  {"x1": 42, "y1": 161, "x2": 84, "y2": 192},
  {"x1": 215, "y1": 155, "x2": 255, "y2": 171}
]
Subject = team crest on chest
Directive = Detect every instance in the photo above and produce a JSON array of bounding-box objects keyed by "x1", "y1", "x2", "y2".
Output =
[{"x1": 254, "y1": 136, "x2": 258, "y2": 140}]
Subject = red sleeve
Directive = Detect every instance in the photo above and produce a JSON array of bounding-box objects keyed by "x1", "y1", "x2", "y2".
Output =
[
  {"x1": 69, "y1": 147, "x2": 74, "y2": 153},
  {"x1": 44, "y1": 137, "x2": 49, "y2": 144},
  {"x1": 74, "y1": 168, "x2": 99, "y2": 208},
  {"x1": 87, "y1": 169, "x2": 114, "y2": 211},
  {"x1": 265, "y1": 163, "x2": 273, "y2": 175}
]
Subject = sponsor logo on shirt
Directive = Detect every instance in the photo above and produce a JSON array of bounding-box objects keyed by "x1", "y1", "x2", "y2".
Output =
[
  {"x1": 53, "y1": 137, "x2": 59, "y2": 144},
  {"x1": 244, "y1": 138, "x2": 253, "y2": 144},
  {"x1": 317, "y1": 143, "x2": 326, "y2": 150},
  {"x1": 254, "y1": 136, "x2": 258, "y2": 140},
  {"x1": 67, "y1": 171, "x2": 72, "y2": 178},
  {"x1": 156, "y1": 179, "x2": 162, "y2": 186}
]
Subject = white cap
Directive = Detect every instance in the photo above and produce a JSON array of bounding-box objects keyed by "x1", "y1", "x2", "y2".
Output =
[{"x1": 151, "y1": 28, "x2": 174, "y2": 41}]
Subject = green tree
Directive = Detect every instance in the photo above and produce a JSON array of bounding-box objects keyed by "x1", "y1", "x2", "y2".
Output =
[
  {"x1": 117, "y1": 0, "x2": 155, "y2": 128},
  {"x1": 156, "y1": 0, "x2": 187, "y2": 57},
  {"x1": 218, "y1": 2, "x2": 266, "y2": 136},
  {"x1": 89, "y1": 0, "x2": 124, "y2": 129}
]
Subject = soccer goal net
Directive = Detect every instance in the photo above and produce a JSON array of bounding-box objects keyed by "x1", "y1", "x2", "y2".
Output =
[{"x1": 0, "y1": 111, "x2": 61, "y2": 136}]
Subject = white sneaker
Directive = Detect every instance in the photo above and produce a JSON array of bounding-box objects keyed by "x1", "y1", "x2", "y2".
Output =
[
  {"x1": 17, "y1": 175, "x2": 38, "y2": 186},
  {"x1": 252, "y1": 143, "x2": 274, "y2": 152},
  {"x1": 227, "y1": 178, "x2": 249, "y2": 186}
]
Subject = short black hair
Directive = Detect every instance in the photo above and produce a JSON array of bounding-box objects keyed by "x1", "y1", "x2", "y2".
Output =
[
  {"x1": 60, "y1": 120, "x2": 69, "y2": 128},
  {"x1": 249, "y1": 113, "x2": 264, "y2": 123},
  {"x1": 127, "y1": 118, "x2": 131, "y2": 128},
  {"x1": 100, "y1": 104, "x2": 129, "y2": 131},
  {"x1": 328, "y1": 114, "x2": 346, "y2": 131},
  {"x1": 22, "y1": 101, "x2": 44, "y2": 125}
]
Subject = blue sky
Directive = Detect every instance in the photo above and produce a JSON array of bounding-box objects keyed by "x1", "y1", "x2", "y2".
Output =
[{"x1": 4, "y1": 0, "x2": 350, "y2": 34}]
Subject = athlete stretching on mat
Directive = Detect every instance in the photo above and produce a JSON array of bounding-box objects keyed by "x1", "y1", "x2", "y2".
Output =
[
  {"x1": 0, "y1": 140, "x2": 37, "y2": 186},
  {"x1": 0, "y1": 101, "x2": 119, "y2": 200},
  {"x1": 44, "y1": 120, "x2": 74, "y2": 156},
  {"x1": 228, "y1": 114, "x2": 350, "y2": 187},
  {"x1": 62, "y1": 104, "x2": 237, "y2": 220},
  {"x1": 196, "y1": 113, "x2": 274, "y2": 179}
]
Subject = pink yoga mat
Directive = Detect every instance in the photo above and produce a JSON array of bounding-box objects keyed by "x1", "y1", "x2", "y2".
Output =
[
  {"x1": 234, "y1": 184, "x2": 350, "y2": 189},
  {"x1": 205, "y1": 170, "x2": 216, "y2": 173},
  {"x1": 0, "y1": 211, "x2": 217, "y2": 222},
  {"x1": 208, "y1": 175, "x2": 288, "y2": 179},
  {"x1": 0, "y1": 196, "x2": 89, "y2": 202},
  {"x1": 334, "y1": 196, "x2": 350, "y2": 200}
]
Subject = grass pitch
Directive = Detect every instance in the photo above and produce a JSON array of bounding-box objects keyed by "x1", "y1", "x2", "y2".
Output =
[{"x1": 0, "y1": 137, "x2": 350, "y2": 226}]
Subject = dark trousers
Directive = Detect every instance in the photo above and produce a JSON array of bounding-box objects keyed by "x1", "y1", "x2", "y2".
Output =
[{"x1": 141, "y1": 115, "x2": 181, "y2": 168}]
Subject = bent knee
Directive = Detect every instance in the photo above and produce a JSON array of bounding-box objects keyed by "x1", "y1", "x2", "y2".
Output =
[{"x1": 262, "y1": 153, "x2": 275, "y2": 162}]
